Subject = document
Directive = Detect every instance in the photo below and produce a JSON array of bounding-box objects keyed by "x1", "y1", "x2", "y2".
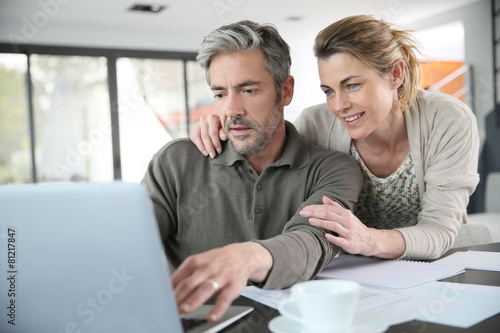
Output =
[
  {"x1": 409, "y1": 282, "x2": 500, "y2": 328},
  {"x1": 242, "y1": 286, "x2": 291, "y2": 310},
  {"x1": 434, "y1": 251, "x2": 500, "y2": 271},
  {"x1": 357, "y1": 282, "x2": 500, "y2": 328},
  {"x1": 317, "y1": 254, "x2": 465, "y2": 288},
  {"x1": 241, "y1": 282, "x2": 500, "y2": 328}
]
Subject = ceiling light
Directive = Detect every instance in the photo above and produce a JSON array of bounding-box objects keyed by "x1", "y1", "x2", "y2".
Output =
[
  {"x1": 285, "y1": 16, "x2": 303, "y2": 22},
  {"x1": 129, "y1": 4, "x2": 166, "y2": 13}
]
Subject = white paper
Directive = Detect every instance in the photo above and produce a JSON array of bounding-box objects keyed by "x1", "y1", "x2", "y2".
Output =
[
  {"x1": 241, "y1": 286, "x2": 291, "y2": 310},
  {"x1": 434, "y1": 251, "x2": 500, "y2": 271},
  {"x1": 317, "y1": 254, "x2": 464, "y2": 288},
  {"x1": 241, "y1": 281, "x2": 500, "y2": 328},
  {"x1": 411, "y1": 282, "x2": 500, "y2": 328}
]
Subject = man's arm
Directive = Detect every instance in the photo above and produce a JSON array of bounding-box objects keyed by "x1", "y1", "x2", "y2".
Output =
[
  {"x1": 171, "y1": 242, "x2": 272, "y2": 322},
  {"x1": 168, "y1": 148, "x2": 362, "y2": 320},
  {"x1": 141, "y1": 145, "x2": 178, "y2": 243},
  {"x1": 145, "y1": 134, "x2": 363, "y2": 320},
  {"x1": 254, "y1": 149, "x2": 363, "y2": 289}
]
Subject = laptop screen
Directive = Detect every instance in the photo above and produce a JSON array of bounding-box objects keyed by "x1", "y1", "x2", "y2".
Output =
[{"x1": 0, "y1": 182, "x2": 183, "y2": 333}]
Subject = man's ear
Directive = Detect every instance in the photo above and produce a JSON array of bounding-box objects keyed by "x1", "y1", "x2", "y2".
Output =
[
  {"x1": 392, "y1": 59, "x2": 405, "y2": 89},
  {"x1": 280, "y1": 75, "x2": 295, "y2": 106}
]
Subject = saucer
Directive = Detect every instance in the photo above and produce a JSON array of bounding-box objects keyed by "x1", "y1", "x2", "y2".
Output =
[{"x1": 268, "y1": 311, "x2": 388, "y2": 333}]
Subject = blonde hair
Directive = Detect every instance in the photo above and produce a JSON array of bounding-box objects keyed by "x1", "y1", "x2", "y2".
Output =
[{"x1": 314, "y1": 15, "x2": 421, "y2": 112}]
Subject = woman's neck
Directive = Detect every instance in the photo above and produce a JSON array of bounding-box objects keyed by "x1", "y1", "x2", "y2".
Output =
[
  {"x1": 355, "y1": 108, "x2": 407, "y2": 153},
  {"x1": 353, "y1": 110, "x2": 410, "y2": 178}
]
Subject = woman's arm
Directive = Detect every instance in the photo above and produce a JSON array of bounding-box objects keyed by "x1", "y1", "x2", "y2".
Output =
[
  {"x1": 190, "y1": 114, "x2": 227, "y2": 158},
  {"x1": 397, "y1": 91, "x2": 480, "y2": 259},
  {"x1": 300, "y1": 196, "x2": 406, "y2": 259}
]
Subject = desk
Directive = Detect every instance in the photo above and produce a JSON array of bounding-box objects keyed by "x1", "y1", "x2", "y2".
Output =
[{"x1": 222, "y1": 242, "x2": 500, "y2": 333}]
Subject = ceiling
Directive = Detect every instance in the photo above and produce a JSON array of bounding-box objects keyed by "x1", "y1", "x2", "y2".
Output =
[{"x1": 0, "y1": 0, "x2": 482, "y2": 52}]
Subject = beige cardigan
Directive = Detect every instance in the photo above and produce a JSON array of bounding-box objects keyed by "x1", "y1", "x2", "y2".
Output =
[{"x1": 294, "y1": 89, "x2": 480, "y2": 259}]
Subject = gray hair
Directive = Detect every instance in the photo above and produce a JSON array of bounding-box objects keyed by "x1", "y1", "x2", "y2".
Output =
[{"x1": 196, "y1": 20, "x2": 291, "y2": 99}]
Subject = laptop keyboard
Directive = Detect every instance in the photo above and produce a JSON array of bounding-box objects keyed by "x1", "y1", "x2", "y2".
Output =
[{"x1": 182, "y1": 318, "x2": 208, "y2": 332}]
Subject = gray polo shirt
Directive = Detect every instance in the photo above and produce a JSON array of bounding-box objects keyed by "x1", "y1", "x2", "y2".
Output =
[{"x1": 142, "y1": 121, "x2": 362, "y2": 289}]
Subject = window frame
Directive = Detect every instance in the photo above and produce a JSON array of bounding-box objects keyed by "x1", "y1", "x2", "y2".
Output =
[{"x1": 0, "y1": 43, "x2": 198, "y2": 182}]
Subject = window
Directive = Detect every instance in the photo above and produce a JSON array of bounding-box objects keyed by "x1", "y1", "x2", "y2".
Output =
[
  {"x1": 117, "y1": 58, "x2": 186, "y2": 182},
  {"x1": 0, "y1": 44, "x2": 211, "y2": 184},
  {"x1": 186, "y1": 60, "x2": 216, "y2": 133},
  {"x1": 30, "y1": 54, "x2": 113, "y2": 182},
  {"x1": 0, "y1": 53, "x2": 31, "y2": 184}
]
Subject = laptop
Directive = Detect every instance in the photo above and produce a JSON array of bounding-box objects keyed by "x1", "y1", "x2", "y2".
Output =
[{"x1": 0, "y1": 182, "x2": 252, "y2": 333}]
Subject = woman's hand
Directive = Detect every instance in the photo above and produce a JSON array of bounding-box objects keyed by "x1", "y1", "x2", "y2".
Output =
[
  {"x1": 300, "y1": 196, "x2": 405, "y2": 258},
  {"x1": 190, "y1": 114, "x2": 227, "y2": 158}
]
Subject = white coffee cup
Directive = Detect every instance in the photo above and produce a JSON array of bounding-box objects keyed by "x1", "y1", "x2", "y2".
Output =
[{"x1": 278, "y1": 279, "x2": 360, "y2": 332}]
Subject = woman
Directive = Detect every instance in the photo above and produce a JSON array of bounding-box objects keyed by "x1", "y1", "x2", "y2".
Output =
[{"x1": 190, "y1": 15, "x2": 479, "y2": 260}]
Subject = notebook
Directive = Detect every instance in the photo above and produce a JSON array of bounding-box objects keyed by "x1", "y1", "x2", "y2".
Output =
[
  {"x1": 0, "y1": 182, "x2": 252, "y2": 332},
  {"x1": 318, "y1": 254, "x2": 465, "y2": 288}
]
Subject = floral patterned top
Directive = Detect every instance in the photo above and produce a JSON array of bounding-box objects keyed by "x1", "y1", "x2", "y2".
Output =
[{"x1": 350, "y1": 142, "x2": 421, "y2": 229}]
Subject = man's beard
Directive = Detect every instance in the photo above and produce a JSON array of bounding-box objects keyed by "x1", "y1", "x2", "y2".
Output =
[{"x1": 225, "y1": 104, "x2": 282, "y2": 155}]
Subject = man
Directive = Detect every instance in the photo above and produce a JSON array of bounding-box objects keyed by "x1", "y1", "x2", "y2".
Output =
[{"x1": 141, "y1": 20, "x2": 362, "y2": 322}]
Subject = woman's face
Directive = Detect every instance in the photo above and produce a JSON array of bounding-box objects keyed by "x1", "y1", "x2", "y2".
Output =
[{"x1": 317, "y1": 52, "x2": 402, "y2": 141}]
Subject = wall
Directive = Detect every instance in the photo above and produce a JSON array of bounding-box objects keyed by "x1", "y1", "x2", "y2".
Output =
[
  {"x1": 408, "y1": 0, "x2": 496, "y2": 212},
  {"x1": 407, "y1": 0, "x2": 494, "y2": 149},
  {"x1": 281, "y1": 28, "x2": 325, "y2": 121}
]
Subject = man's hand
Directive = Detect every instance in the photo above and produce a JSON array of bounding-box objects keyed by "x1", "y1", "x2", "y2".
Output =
[
  {"x1": 190, "y1": 114, "x2": 227, "y2": 159},
  {"x1": 171, "y1": 242, "x2": 272, "y2": 322}
]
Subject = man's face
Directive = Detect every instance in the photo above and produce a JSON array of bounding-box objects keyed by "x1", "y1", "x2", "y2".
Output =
[{"x1": 209, "y1": 50, "x2": 283, "y2": 155}]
